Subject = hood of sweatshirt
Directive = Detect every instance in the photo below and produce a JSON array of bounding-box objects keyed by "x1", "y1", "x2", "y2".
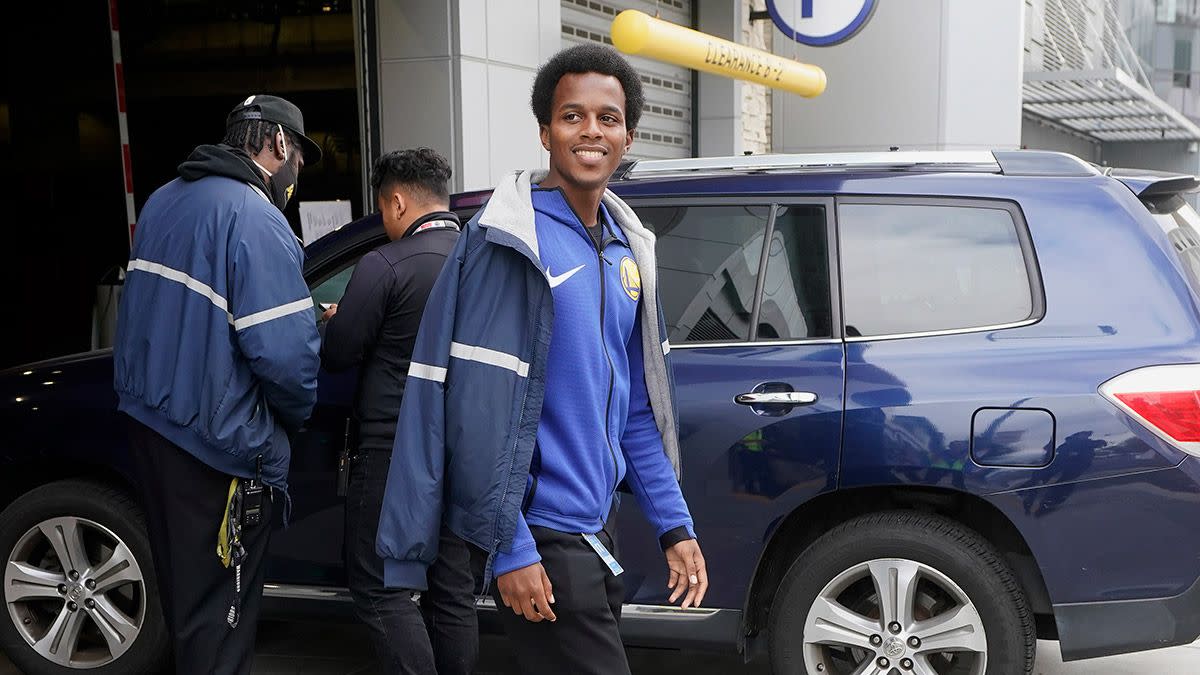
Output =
[{"x1": 177, "y1": 144, "x2": 271, "y2": 198}]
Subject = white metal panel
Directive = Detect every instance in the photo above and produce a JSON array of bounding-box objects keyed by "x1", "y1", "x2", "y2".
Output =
[{"x1": 560, "y1": 0, "x2": 693, "y2": 159}]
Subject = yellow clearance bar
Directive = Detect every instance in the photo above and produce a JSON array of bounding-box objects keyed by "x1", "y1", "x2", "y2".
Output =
[{"x1": 611, "y1": 9, "x2": 826, "y2": 98}]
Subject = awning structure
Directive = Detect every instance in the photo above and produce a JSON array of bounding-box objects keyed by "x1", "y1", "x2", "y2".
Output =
[{"x1": 1023, "y1": 68, "x2": 1200, "y2": 142}]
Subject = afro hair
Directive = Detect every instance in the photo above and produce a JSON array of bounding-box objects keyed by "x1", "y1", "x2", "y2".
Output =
[{"x1": 530, "y1": 44, "x2": 644, "y2": 130}]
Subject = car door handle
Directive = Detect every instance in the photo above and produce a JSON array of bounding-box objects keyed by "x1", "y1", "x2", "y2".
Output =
[{"x1": 735, "y1": 392, "x2": 818, "y2": 406}]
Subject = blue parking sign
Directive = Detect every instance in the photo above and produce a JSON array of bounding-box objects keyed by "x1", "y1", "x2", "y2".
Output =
[{"x1": 766, "y1": 0, "x2": 877, "y2": 46}]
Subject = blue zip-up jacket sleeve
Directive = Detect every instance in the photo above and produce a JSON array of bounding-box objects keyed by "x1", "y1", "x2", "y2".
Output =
[
  {"x1": 622, "y1": 312, "x2": 696, "y2": 549},
  {"x1": 320, "y1": 250, "x2": 390, "y2": 372},
  {"x1": 230, "y1": 217, "x2": 320, "y2": 432},
  {"x1": 377, "y1": 229, "x2": 466, "y2": 590},
  {"x1": 492, "y1": 511, "x2": 542, "y2": 577}
]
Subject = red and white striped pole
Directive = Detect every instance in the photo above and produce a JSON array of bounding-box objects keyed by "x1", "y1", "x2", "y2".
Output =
[{"x1": 108, "y1": 0, "x2": 136, "y2": 248}]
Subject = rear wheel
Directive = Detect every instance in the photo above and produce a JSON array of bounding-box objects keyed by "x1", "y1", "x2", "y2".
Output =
[
  {"x1": 0, "y1": 480, "x2": 168, "y2": 673},
  {"x1": 768, "y1": 512, "x2": 1035, "y2": 675}
]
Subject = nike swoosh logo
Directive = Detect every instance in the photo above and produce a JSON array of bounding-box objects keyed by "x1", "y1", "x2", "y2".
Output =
[{"x1": 546, "y1": 264, "x2": 586, "y2": 288}]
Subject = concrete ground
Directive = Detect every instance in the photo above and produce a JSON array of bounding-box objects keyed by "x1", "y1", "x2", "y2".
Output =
[{"x1": 7, "y1": 620, "x2": 1193, "y2": 674}]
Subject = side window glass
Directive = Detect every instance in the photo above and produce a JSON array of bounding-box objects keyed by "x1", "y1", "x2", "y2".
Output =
[
  {"x1": 639, "y1": 205, "x2": 771, "y2": 344},
  {"x1": 839, "y1": 203, "x2": 1034, "y2": 337},
  {"x1": 309, "y1": 263, "x2": 357, "y2": 316},
  {"x1": 758, "y1": 205, "x2": 832, "y2": 340}
]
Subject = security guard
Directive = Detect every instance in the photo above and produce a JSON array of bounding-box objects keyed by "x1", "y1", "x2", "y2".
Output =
[{"x1": 114, "y1": 95, "x2": 321, "y2": 675}]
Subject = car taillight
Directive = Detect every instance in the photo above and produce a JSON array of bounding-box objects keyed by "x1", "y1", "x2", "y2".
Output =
[{"x1": 1100, "y1": 364, "x2": 1200, "y2": 456}]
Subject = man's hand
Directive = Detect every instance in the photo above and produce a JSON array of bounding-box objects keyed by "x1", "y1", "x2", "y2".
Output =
[
  {"x1": 665, "y1": 539, "x2": 708, "y2": 608},
  {"x1": 496, "y1": 562, "x2": 556, "y2": 623},
  {"x1": 320, "y1": 303, "x2": 338, "y2": 321}
]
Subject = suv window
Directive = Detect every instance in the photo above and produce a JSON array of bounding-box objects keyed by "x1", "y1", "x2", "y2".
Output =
[
  {"x1": 309, "y1": 263, "x2": 356, "y2": 316},
  {"x1": 638, "y1": 205, "x2": 771, "y2": 344},
  {"x1": 638, "y1": 203, "x2": 832, "y2": 344},
  {"x1": 839, "y1": 202, "x2": 1034, "y2": 337},
  {"x1": 758, "y1": 205, "x2": 832, "y2": 340},
  {"x1": 1145, "y1": 194, "x2": 1200, "y2": 297}
]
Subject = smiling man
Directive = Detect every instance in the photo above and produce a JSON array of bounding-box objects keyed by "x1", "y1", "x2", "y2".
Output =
[{"x1": 375, "y1": 44, "x2": 708, "y2": 675}]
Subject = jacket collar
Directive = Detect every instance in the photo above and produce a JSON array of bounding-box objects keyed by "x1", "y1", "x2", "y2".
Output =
[
  {"x1": 478, "y1": 169, "x2": 653, "y2": 266},
  {"x1": 403, "y1": 210, "x2": 461, "y2": 239}
]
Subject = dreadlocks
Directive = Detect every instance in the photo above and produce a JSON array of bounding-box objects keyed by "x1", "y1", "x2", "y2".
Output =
[{"x1": 222, "y1": 119, "x2": 301, "y2": 156}]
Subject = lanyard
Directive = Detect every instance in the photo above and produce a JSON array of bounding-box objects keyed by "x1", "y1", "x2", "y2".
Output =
[{"x1": 402, "y1": 211, "x2": 461, "y2": 238}]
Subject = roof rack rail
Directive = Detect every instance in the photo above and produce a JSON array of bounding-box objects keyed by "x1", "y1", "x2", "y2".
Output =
[
  {"x1": 619, "y1": 149, "x2": 1105, "y2": 180},
  {"x1": 992, "y1": 150, "x2": 1098, "y2": 177},
  {"x1": 622, "y1": 151, "x2": 1001, "y2": 179}
]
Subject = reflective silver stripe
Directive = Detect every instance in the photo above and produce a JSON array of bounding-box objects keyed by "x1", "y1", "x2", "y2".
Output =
[
  {"x1": 449, "y1": 342, "x2": 530, "y2": 377},
  {"x1": 233, "y1": 298, "x2": 312, "y2": 331},
  {"x1": 662, "y1": 340, "x2": 671, "y2": 355},
  {"x1": 127, "y1": 258, "x2": 234, "y2": 324},
  {"x1": 408, "y1": 362, "x2": 448, "y2": 383}
]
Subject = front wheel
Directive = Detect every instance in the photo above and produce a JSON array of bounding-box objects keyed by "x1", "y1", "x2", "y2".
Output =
[
  {"x1": 0, "y1": 480, "x2": 169, "y2": 674},
  {"x1": 768, "y1": 512, "x2": 1035, "y2": 675}
]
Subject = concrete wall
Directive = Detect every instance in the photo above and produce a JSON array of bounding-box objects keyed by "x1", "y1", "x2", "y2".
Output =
[
  {"x1": 1102, "y1": 140, "x2": 1200, "y2": 173},
  {"x1": 1021, "y1": 117, "x2": 1100, "y2": 162},
  {"x1": 771, "y1": 0, "x2": 1024, "y2": 153},
  {"x1": 740, "y1": 0, "x2": 771, "y2": 155},
  {"x1": 696, "y1": 0, "x2": 741, "y2": 157},
  {"x1": 375, "y1": 0, "x2": 560, "y2": 192},
  {"x1": 696, "y1": 0, "x2": 773, "y2": 157}
]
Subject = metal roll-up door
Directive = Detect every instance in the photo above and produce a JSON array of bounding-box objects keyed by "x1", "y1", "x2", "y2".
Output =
[{"x1": 560, "y1": 0, "x2": 693, "y2": 159}]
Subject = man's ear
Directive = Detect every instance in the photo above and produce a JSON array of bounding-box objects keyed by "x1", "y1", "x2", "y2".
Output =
[
  {"x1": 539, "y1": 124, "x2": 551, "y2": 152},
  {"x1": 623, "y1": 128, "x2": 635, "y2": 154},
  {"x1": 392, "y1": 190, "x2": 407, "y2": 218},
  {"x1": 272, "y1": 128, "x2": 288, "y2": 162}
]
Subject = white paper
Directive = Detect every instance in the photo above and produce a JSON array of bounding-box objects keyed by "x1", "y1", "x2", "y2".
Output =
[{"x1": 298, "y1": 200, "x2": 353, "y2": 245}]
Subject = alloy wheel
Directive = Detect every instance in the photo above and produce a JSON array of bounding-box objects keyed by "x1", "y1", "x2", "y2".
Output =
[
  {"x1": 4, "y1": 516, "x2": 146, "y2": 669},
  {"x1": 803, "y1": 557, "x2": 987, "y2": 675}
]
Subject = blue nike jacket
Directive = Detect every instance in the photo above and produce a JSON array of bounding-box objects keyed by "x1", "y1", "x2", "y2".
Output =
[{"x1": 377, "y1": 170, "x2": 694, "y2": 590}]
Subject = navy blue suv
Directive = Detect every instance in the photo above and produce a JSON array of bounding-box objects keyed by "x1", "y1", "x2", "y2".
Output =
[{"x1": 2, "y1": 150, "x2": 1199, "y2": 675}]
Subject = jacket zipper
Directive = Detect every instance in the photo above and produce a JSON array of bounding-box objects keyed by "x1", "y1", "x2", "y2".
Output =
[{"x1": 596, "y1": 229, "x2": 619, "y2": 517}]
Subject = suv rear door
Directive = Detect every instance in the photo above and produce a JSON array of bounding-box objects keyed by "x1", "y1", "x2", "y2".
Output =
[{"x1": 616, "y1": 198, "x2": 845, "y2": 610}]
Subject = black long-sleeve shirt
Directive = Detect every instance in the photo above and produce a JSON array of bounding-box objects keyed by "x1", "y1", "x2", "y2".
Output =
[{"x1": 321, "y1": 218, "x2": 459, "y2": 451}]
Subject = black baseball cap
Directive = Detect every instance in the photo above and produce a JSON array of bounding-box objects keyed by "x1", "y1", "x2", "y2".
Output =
[{"x1": 226, "y1": 94, "x2": 322, "y2": 165}]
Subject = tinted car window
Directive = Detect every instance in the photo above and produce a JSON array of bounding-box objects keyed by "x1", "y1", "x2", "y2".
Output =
[
  {"x1": 758, "y1": 205, "x2": 832, "y2": 340},
  {"x1": 310, "y1": 263, "x2": 356, "y2": 315},
  {"x1": 638, "y1": 205, "x2": 771, "y2": 343},
  {"x1": 839, "y1": 203, "x2": 1033, "y2": 337}
]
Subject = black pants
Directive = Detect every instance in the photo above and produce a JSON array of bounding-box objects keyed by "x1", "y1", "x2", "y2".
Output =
[
  {"x1": 127, "y1": 418, "x2": 273, "y2": 675},
  {"x1": 344, "y1": 449, "x2": 478, "y2": 675},
  {"x1": 492, "y1": 524, "x2": 629, "y2": 675}
]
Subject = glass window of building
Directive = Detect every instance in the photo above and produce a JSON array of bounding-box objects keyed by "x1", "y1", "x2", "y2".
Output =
[{"x1": 1175, "y1": 39, "x2": 1193, "y2": 87}]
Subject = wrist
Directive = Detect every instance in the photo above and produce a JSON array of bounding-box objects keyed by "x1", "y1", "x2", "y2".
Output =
[{"x1": 659, "y1": 524, "x2": 695, "y2": 551}]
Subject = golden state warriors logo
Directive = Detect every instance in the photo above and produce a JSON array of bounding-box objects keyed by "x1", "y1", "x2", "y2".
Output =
[{"x1": 619, "y1": 257, "x2": 641, "y2": 301}]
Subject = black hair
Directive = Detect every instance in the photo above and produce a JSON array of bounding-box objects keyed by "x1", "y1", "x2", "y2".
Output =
[
  {"x1": 223, "y1": 119, "x2": 301, "y2": 158},
  {"x1": 530, "y1": 44, "x2": 644, "y2": 130},
  {"x1": 370, "y1": 148, "x2": 453, "y2": 203}
]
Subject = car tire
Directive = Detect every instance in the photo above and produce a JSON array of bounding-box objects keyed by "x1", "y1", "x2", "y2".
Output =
[
  {"x1": 0, "y1": 479, "x2": 169, "y2": 674},
  {"x1": 768, "y1": 511, "x2": 1035, "y2": 675}
]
